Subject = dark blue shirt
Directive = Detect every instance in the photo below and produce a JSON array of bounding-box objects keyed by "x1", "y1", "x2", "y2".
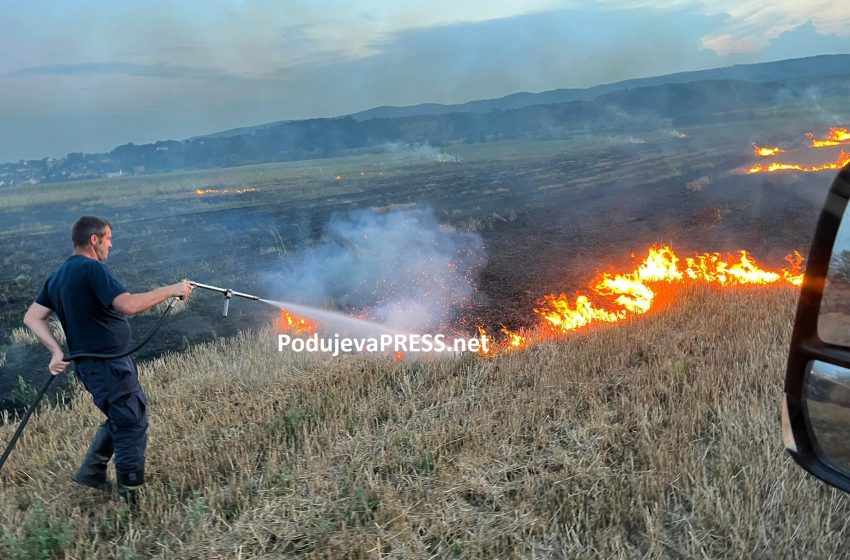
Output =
[{"x1": 35, "y1": 255, "x2": 131, "y2": 356}]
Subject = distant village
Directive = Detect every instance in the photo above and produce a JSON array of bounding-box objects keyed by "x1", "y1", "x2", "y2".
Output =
[{"x1": 0, "y1": 155, "x2": 145, "y2": 186}]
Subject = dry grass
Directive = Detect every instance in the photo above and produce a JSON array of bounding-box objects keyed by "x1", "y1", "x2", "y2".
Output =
[
  {"x1": 9, "y1": 319, "x2": 66, "y2": 346},
  {"x1": 1, "y1": 285, "x2": 849, "y2": 558}
]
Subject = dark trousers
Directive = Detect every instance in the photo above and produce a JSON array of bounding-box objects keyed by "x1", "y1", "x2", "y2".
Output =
[{"x1": 74, "y1": 356, "x2": 148, "y2": 472}]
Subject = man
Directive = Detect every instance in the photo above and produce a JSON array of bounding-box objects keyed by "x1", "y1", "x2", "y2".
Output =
[{"x1": 23, "y1": 216, "x2": 193, "y2": 501}]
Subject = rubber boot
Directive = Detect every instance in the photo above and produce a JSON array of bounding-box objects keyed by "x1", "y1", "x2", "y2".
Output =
[
  {"x1": 72, "y1": 425, "x2": 114, "y2": 492},
  {"x1": 116, "y1": 466, "x2": 145, "y2": 506}
]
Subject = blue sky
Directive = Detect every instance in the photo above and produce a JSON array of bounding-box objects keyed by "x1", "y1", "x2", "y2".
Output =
[{"x1": 2, "y1": 0, "x2": 850, "y2": 162}]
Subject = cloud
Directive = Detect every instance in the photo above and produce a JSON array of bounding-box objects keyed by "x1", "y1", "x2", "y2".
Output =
[
  {"x1": 676, "y1": 0, "x2": 850, "y2": 56},
  {"x1": 3, "y1": 2, "x2": 850, "y2": 161},
  {"x1": 624, "y1": 1, "x2": 850, "y2": 55},
  {"x1": 8, "y1": 61, "x2": 238, "y2": 81},
  {"x1": 1, "y1": 1, "x2": 564, "y2": 78},
  {"x1": 699, "y1": 33, "x2": 768, "y2": 55}
]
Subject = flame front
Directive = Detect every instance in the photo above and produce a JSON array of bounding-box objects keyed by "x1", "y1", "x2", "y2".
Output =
[
  {"x1": 747, "y1": 127, "x2": 850, "y2": 173},
  {"x1": 195, "y1": 187, "x2": 257, "y2": 195},
  {"x1": 754, "y1": 144, "x2": 783, "y2": 157},
  {"x1": 477, "y1": 245, "x2": 803, "y2": 356},
  {"x1": 268, "y1": 244, "x2": 803, "y2": 359},
  {"x1": 747, "y1": 151, "x2": 850, "y2": 174},
  {"x1": 807, "y1": 127, "x2": 850, "y2": 148}
]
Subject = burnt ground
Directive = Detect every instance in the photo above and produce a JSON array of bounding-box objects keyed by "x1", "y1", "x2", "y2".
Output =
[{"x1": 0, "y1": 125, "x2": 835, "y2": 412}]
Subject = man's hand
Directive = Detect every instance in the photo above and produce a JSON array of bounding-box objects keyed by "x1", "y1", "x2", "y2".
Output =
[
  {"x1": 49, "y1": 350, "x2": 70, "y2": 376},
  {"x1": 169, "y1": 281, "x2": 194, "y2": 299}
]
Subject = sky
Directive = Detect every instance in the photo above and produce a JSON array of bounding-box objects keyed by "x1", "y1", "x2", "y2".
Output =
[{"x1": 2, "y1": 0, "x2": 850, "y2": 162}]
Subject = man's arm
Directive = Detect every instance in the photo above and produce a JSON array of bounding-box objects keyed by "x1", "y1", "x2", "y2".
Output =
[
  {"x1": 23, "y1": 302, "x2": 70, "y2": 376},
  {"x1": 111, "y1": 281, "x2": 193, "y2": 316}
]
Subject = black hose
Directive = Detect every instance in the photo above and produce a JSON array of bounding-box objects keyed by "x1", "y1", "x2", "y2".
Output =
[{"x1": 0, "y1": 298, "x2": 179, "y2": 473}]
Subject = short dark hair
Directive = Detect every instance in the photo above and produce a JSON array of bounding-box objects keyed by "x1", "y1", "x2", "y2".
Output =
[{"x1": 71, "y1": 216, "x2": 112, "y2": 247}]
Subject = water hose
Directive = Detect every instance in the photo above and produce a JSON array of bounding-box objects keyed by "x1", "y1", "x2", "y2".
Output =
[{"x1": 0, "y1": 298, "x2": 180, "y2": 473}]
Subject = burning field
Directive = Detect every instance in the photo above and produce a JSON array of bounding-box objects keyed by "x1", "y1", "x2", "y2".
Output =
[
  {"x1": 2, "y1": 118, "x2": 850, "y2": 557},
  {"x1": 272, "y1": 242, "x2": 805, "y2": 357},
  {"x1": 242, "y1": 130, "x2": 850, "y2": 364},
  {"x1": 747, "y1": 127, "x2": 850, "y2": 174}
]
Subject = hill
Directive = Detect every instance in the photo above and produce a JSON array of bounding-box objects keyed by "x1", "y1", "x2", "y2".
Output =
[
  {"x1": 349, "y1": 53, "x2": 850, "y2": 120},
  {"x1": 4, "y1": 54, "x2": 850, "y2": 186},
  {"x1": 196, "y1": 54, "x2": 850, "y2": 136}
]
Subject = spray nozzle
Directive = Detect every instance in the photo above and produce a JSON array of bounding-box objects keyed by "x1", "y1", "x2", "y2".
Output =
[
  {"x1": 223, "y1": 289, "x2": 233, "y2": 317},
  {"x1": 185, "y1": 280, "x2": 260, "y2": 318}
]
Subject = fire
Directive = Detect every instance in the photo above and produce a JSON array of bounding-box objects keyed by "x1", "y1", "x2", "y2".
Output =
[
  {"x1": 275, "y1": 309, "x2": 317, "y2": 335},
  {"x1": 268, "y1": 245, "x2": 804, "y2": 360},
  {"x1": 747, "y1": 127, "x2": 850, "y2": 173},
  {"x1": 753, "y1": 144, "x2": 783, "y2": 157},
  {"x1": 807, "y1": 127, "x2": 850, "y2": 148},
  {"x1": 476, "y1": 325, "x2": 492, "y2": 356},
  {"x1": 500, "y1": 327, "x2": 527, "y2": 350},
  {"x1": 747, "y1": 151, "x2": 850, "y2": 174},
  {"x1": 782, "y1": 251, "x2": 804, "y2": 286},
  {"x1": 480, "y1": 245, "x2": 803, "y2": 356},
  {"x1": 195, "y1": 187, "x2": 257, "y2": 195}
]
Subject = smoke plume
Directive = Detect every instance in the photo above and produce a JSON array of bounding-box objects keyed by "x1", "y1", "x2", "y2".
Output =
[
  {"x1": 263, "y1": 206, "x2": 485, "y2": 332},
  {"x1": 381, "y1": 142, "x2": 462, "y2": 162}
]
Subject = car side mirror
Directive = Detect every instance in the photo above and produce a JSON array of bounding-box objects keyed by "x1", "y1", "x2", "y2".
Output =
[{"x1": 785, "y1": 164, "x2": 850, "y2": 491}]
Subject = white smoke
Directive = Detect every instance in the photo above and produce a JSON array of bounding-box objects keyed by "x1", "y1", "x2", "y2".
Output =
[
  {"x1": 381, "y1": 142, "x2": 462, "y2": 162},
  {"x1": 263, "y1": 206, "x2": 485, "y2": 332}
]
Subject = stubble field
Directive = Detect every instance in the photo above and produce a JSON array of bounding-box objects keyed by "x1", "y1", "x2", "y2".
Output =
[{"x1": 0, "y1": 115, "x2": 848, "y2": 557}]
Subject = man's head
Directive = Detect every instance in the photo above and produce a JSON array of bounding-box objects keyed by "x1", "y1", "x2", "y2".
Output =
[{"x1": 71, "y1": 216, "x2": 112, "y2": 261}]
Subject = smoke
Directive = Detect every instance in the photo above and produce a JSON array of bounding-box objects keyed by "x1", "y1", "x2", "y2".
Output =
[
  {"x1": 598, "y1": 103, "x2": 674, "y2": 134},
  {"x1": 380, "y1": 142, "x2": 462, "y2": 162},
  {"x1": 685, "y1": 176, "x2": 712, "y2": 192},
  {"x1": 263, "y1": 206, "x2": 485, "y2": 332}
]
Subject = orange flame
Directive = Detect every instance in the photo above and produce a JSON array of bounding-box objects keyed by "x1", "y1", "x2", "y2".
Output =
[
  {"x1": 275, "y1": 309, "x2": 317, "y2": 335},
  {"x1": 782, "y1": 251, "x2": 804, "y2": 286},
  {"x1": 807, "y1": 127, "x2": 850, "y2": 148},
  {"x1": 195, "y1": 187, "x2": 257, "y2": 195},
  {"x1": 480, "y1": 245, "x2": 803, "y2": 356},
  {"x1": 266, "y1": 245, "x2": 803, "y2": 359},
  {"x1": 476, "y1": 325, "x2": 492, "y2": 356},
  {"x1": 747, "y1": 151, "x2": 850, "y2": 174},
  {"x1": 754, "y1": 144, "x2": 783, "y2": 157},
  {"x1": 500, "y1": 327, "x2": 527, "y2": 350}
]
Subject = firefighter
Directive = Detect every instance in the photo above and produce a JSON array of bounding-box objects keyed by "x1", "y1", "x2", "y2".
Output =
[{"x1": 23, "y1": 216, "x2": 193, "y2": 502}]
